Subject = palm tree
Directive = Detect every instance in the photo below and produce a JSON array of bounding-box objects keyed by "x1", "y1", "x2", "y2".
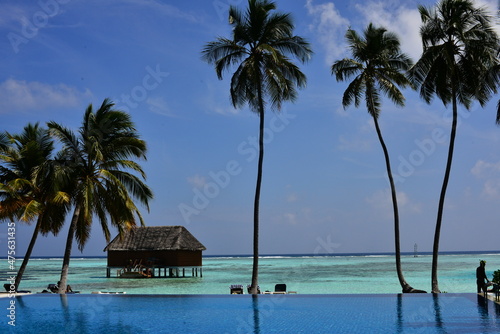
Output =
[
  {"x1": 331, "y1": 23, "x2": 422, "y2": 293},
  {"x1": 0, "y1": 124, "x2": 69, "y2": 290},
  {"x1": 409, "y1": 0, "x2": 499, "y2": 293},
  {"x1": 202, "y1": 0, "x2": 312, "y2": 294},
  {"x1": 48, "y1": 98, "x2": 153, "y2": 293}
]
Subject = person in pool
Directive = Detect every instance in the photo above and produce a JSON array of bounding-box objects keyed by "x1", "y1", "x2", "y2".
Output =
[{"x1": 476, "y1": 260, "x2": 490, "y2": 293}]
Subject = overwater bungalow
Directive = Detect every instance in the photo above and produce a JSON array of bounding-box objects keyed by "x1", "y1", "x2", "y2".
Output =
[{"x1": 104, "y1": 225, "x2": 206, "y2": 278}]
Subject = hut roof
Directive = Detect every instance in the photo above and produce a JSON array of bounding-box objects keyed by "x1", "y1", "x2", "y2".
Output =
[{"x1": 103, "y1": 226, "x2": 206, "y2": 252}]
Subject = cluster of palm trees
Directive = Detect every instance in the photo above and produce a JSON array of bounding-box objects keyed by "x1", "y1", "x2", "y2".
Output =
[
  {"x1": 203, "y1": 0, "x2": 499, "y2": 294},
  {"x1": 0, "y1": 99, "x2": 153, "y2": 293}
]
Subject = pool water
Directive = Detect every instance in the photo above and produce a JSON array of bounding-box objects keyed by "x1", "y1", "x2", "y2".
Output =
[{"x1": 2, "y1": 294, "x2": 500, "y2": 333}]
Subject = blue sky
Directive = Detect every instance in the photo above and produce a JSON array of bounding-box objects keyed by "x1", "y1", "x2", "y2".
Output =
[{"x1": 0, "y1": 0, "x2": 499, "y2": 257}]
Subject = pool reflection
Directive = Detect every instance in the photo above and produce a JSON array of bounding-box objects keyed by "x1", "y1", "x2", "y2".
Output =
[
  {"x1": 432, "y1": 293, "x2": 444, "y2": 332},
  {"x1": 4, "y1": 294, "x2": 500, "y2": 333},
  {"x1": 250, "y1": 295, "x2": 260, "y2": 334}
]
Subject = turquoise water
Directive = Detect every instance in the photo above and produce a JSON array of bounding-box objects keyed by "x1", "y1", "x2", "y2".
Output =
[
  {"x1": 4, "y1": 252, "x2": 499, "y2": 294},
  {"x1": 2, "y1": 294, "x2": 500, "y2": 333}
]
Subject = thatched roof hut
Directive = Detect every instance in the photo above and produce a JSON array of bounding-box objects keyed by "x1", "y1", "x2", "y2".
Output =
[
  {"x1": 104, "y1": 225, "x2": 206, "y2": 252},
  {"x1": 104, "y1": 226, "x2": 206, "y2": 277}
]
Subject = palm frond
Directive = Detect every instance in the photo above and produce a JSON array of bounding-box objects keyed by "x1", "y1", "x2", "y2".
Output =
[
  {"x1": 19, "y1": 200, "x2": 42, "y2": 222},
  {"x1": 342, "y1": 75, "x2": 364, "y2": 109},
  {"x1": 331, "y1": 58, "x2": 362, "y2": 82}
]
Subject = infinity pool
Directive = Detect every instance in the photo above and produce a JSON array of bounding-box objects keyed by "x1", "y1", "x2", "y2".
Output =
[{"x1": 2, "y1": 294, "x2": 499, "y2": 333}]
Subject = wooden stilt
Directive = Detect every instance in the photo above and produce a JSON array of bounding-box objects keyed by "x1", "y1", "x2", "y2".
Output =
[{"x1": 106, "y1": 266, "x2": 203, "y2": 278}]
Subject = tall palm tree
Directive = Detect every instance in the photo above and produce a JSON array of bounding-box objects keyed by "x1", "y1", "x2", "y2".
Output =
[
  {"x1": 331, "y1": 23, "x2": 422, "y2": 293},
  {"x1": 48, "y1": 98, "x2": 153, "y2": 293},
  {"x1": 409, "y1": 0, "x2": 499, "y2": 293},
  {"x1": 202, "y1": 0, "x2": 312, "y2": 294},
  {"x1": 0, "y1": 124, "x2": 69, "y2": 290}
]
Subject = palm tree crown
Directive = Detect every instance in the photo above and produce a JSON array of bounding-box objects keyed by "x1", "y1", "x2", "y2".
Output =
[
  {"x1": 0, "y1": 124, "x2": 69, "y2": 232},
  {"x1": 410, "y1": 0, "x2": 499, "y2": 107},
  {"x1": 202, "y1": 0, "x2": 312, "y2": 112},
  {"x1": 332, "y1": 23, "x2": 414, "y2": 118}
]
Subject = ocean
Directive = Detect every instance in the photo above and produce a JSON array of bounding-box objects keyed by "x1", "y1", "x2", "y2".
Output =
[{"x1": 4, "y1": 252, "x2": 500, "y2": 295}]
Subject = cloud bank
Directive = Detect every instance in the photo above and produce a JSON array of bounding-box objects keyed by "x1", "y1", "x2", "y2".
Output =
[{"x1": 0, "y1": 78, "x2": 91, "y2": 113}]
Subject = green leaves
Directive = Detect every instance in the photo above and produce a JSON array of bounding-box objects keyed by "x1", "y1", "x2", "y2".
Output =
[
  {"x1": 202, "y1": 0, "x2": 312, "y2": 114},
  {"x1": 0, "y1": 123, "x2": 69, "y2": 231},
  {"x1": 409, "y1": 0, "x2": 499, "y2": 109},
  {"x1": 332, "y1": 23, "x2": 413, "y2": 119}
]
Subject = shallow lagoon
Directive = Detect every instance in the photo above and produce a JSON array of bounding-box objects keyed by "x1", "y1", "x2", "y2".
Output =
[{"x1": 5, "y1": 253, "x2": 499, "y2": 294}]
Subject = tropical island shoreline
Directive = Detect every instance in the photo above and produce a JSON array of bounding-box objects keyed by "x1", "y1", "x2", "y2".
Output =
[{"x1": 2, "y1": 251, "x2": 499, "y2": 295}]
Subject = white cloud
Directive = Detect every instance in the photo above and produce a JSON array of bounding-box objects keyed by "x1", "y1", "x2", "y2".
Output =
[
  {"x1": 354, "y1": 0, "x2": 423, "y2": 61},
  {"x1": 0, "y1": 78, "x2": 91, "y2": 113},
  {"x1": 471, "y1": 160, "x2": 500, "y2": 198},
  {"x1": 121, "y1": 0, "x2": 200, "y2": 23},
  {"x1": 0, "y1": 3, "x2": 28, "y2": 29},
  {"x1": 366, "y1": 188, "x2": 420, "y2": 215},
  {"x1": 211, "y1": 105, "x2": 239, "y2": 116},
  {"x1": 483, "y1": 179, "x2": 500, "y2": 198},
  {"x1": 337, "y1": 134, "x2": 371, "y2": 151},
  {"x1": 201, "y1": 81, "x2": 240, "y2": 116},
  {"x1": 471, "y1": 160, "x2": 500, "y2": 178},
  {"x1": 187, "y1": 174, "x2": 206, "y2": 188},
  {"x1": 146, "y1": 96, "x2": 175, "y2": 117},
  {"x1": 287, "y1": 192, "x2": 298, "y2": 203},
  {"x1": 334, "y1": 104, "x2": 349, "y2": 117},
  {"x1": 305, "y1": 0, "x2": 350, "y2": 65},
  {"x1": 283, "y1": 213, "x2": 298, "y2": 225}
]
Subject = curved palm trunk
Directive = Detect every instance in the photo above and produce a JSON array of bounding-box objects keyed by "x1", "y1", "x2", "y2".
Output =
[
  {"x1": 250, "y1": 88, "x2": 265, "y2": 295},
  {"x1": 14, "y1": 215, "x2": 43, "y2": 290},
  {"x1": 58, "y1": 204, "x2": 81, "y2": 294},
  {"x1": 373, "y1": 117, "x2": 419, "y2": 293},
  {"x1": 431, "y1": 94, "x2": 458, "y2": 294}
]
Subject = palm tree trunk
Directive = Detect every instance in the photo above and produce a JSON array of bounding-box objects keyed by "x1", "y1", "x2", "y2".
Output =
[
  {"x1": 373, "y1": 117, "x2": 417, "y2": 293},
  {"x1": 14, "y1": 215, "x2": 43, "y2": 290},
  {"x1": 250, "y1": 87, "x2": 265, "y2": 295},
  {"x1": 58, "y1": 204, "x2": 81, "y2": 294},
  {"x1": 431, "y1": 94, "x2": 458, "y2": 294}
]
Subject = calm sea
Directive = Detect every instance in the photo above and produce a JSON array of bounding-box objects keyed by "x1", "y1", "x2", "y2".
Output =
[{"x1": 3, "y1": 251, "x2": 499, "y2": 295}]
